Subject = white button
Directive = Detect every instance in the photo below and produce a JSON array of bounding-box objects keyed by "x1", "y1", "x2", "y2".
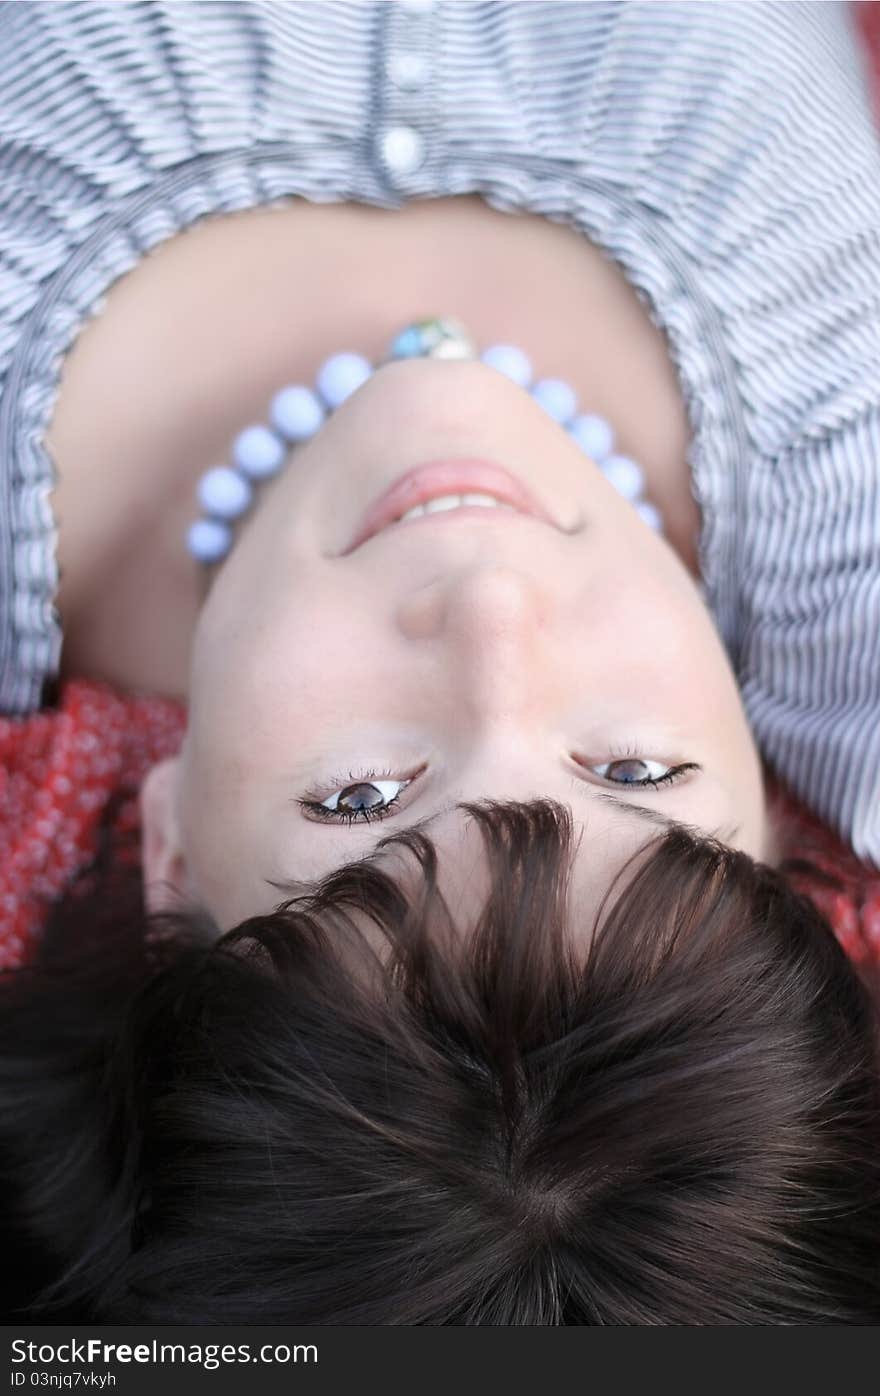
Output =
[
  {"x1": 380, "y1": 125, "x2": 425, "y2": 175},
  {"x1": 387, "y1": 51, "x2": 429, "y2": 89}
]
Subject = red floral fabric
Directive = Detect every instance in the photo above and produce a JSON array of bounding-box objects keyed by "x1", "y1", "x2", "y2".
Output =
[
  {"x1": 2, "y1": 3, "x2": 880, "y2": 974},
  {"x1": 0, "y1": 680, "x2": 185, "y2": 969}
]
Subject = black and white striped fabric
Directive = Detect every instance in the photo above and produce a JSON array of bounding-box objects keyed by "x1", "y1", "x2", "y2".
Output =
[{"x1": 1, "y1": 1, "x2": 878, "y2": 866}]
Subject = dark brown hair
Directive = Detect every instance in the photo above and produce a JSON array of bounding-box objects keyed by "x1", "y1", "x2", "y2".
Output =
[{"x1": 1, "y1": 796, "x2": 879, "y2": 1324}]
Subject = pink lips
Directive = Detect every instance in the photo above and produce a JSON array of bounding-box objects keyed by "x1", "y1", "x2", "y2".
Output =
[{"x1": 342, "y1": 459, "x2": 558, "y2": 554}]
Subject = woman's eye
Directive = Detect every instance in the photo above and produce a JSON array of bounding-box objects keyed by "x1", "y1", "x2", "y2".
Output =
[
  {"x1": 300, "y1": 774, "x2": 411, "y2": 825},
  {"x1": 298, "y1": 753, "x2": 698, "y2": 827},
  {"x1": 591, "y1": 756, "x2": 696, "y2": 789}
]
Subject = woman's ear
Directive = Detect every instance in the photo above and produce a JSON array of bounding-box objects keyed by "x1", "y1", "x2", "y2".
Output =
[{"x1": 139, "y1": 756, "x2": 195, "y2": 914}]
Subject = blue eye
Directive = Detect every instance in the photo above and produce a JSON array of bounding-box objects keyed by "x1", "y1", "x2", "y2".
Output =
[{"x1": 298, "y1": 750, "x2": 698, "y2": 827}]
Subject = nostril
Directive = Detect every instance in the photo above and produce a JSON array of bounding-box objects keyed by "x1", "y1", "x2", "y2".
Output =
[{"x1": 394, "y1": 580, "x2": 444, "y2": 639}]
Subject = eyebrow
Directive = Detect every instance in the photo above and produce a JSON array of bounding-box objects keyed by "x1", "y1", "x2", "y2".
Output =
[
  {"x1": 265, "y1": 787, "x2": 720, "y2": 894},
  {"x1": 408, "y1": 790, "x2": 690, "y2": 838}
]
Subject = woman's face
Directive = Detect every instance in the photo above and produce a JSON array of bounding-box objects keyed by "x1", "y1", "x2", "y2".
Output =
[{"x1": 141, "y1": 359, "x2": 778, "y2": 933}]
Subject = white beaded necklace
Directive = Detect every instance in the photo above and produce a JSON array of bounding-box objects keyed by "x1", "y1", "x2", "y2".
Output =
[{"x1": 186, "y1": 316, "x2": 662, "y2": 565}]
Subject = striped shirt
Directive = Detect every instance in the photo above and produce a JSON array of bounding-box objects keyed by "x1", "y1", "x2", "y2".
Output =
[{"x1": 0, "y1": 0, "x2": 878, "y2": 866}]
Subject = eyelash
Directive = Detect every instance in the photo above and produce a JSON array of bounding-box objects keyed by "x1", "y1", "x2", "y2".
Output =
[
  {"x1": 298, "y1": 766, "x2": 404, "y2": 826},
  {"x1": 297, "y1": 745, "x2": 699, "y2": 826}
]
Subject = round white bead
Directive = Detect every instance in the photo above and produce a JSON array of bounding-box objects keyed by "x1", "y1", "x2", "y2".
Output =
[
  {"x1": 380, "y1": 125, "x2": 425, "y2": 175},
  {"x1": 601, "y1": 454, "x2": 646, "y2": 501},
  {"x1": 316, "y1": 352, "x2": 373, "y2": 408},
  {"x1": 636, "y1": 499, "x2": 663, "y2": 532},
  {"x1": 270, "y1": 385, "x2": 325, "y2": 441},
  {"x1": 387, "y1": 51, "x2": 428, "y2": 89},
  {"x1": 187, "y1": 518, "x2": 232, "y2": 563},
  {"x1": 531, "y1": 377, "x2": 578, "y2": 424},
  {"x1": 197, "y1": 466, "x2": 254, "y2": 519},
  {"x1": 232, "y1": 425, "x2": 286, "y2": 479},
  {"x1": 569, "y1": 413, "x2": 615, "y2": 462},
  {"x1": 480, "y1": 344, "x2": 533, "y2": 387}
]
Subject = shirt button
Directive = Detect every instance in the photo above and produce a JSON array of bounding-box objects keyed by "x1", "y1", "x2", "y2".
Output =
[
  {"x1": 387, "y1": 51, "x2": 429, "y2": 90},
  {"x1": 380, "y1": 125, "x2": 425, "y2": 175}
]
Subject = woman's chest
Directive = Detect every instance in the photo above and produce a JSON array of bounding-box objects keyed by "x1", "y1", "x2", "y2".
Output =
[{"x1": 47, "y1": 195, "x2": 700, "y2": 702}]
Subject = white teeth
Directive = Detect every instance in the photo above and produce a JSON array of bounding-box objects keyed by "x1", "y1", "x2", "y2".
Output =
[
  {"x1": 396, "y1": 493, "x2": 515, "y2": 523},
  {"x1": 424, "y1": 495, "x2": 462, "y2": 514}
]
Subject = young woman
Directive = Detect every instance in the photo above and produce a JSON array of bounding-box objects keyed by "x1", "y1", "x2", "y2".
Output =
[{"x1": 1, "y1": 1, "x2": 879, "y2": 1323}]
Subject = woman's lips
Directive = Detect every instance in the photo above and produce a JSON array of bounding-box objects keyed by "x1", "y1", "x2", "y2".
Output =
[{"x1": 341, "y1": 459, "x2": 559, "y2": 554}]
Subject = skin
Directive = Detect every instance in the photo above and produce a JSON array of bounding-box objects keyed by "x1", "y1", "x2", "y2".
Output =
[{"x1": 140, "y1": 355, "x2": 780, "y2": 936}]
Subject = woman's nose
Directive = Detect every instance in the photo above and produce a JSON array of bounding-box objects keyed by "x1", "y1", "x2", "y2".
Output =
[{"x1": 395, "y1": 564, "x2": 552, "y2": 719}]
